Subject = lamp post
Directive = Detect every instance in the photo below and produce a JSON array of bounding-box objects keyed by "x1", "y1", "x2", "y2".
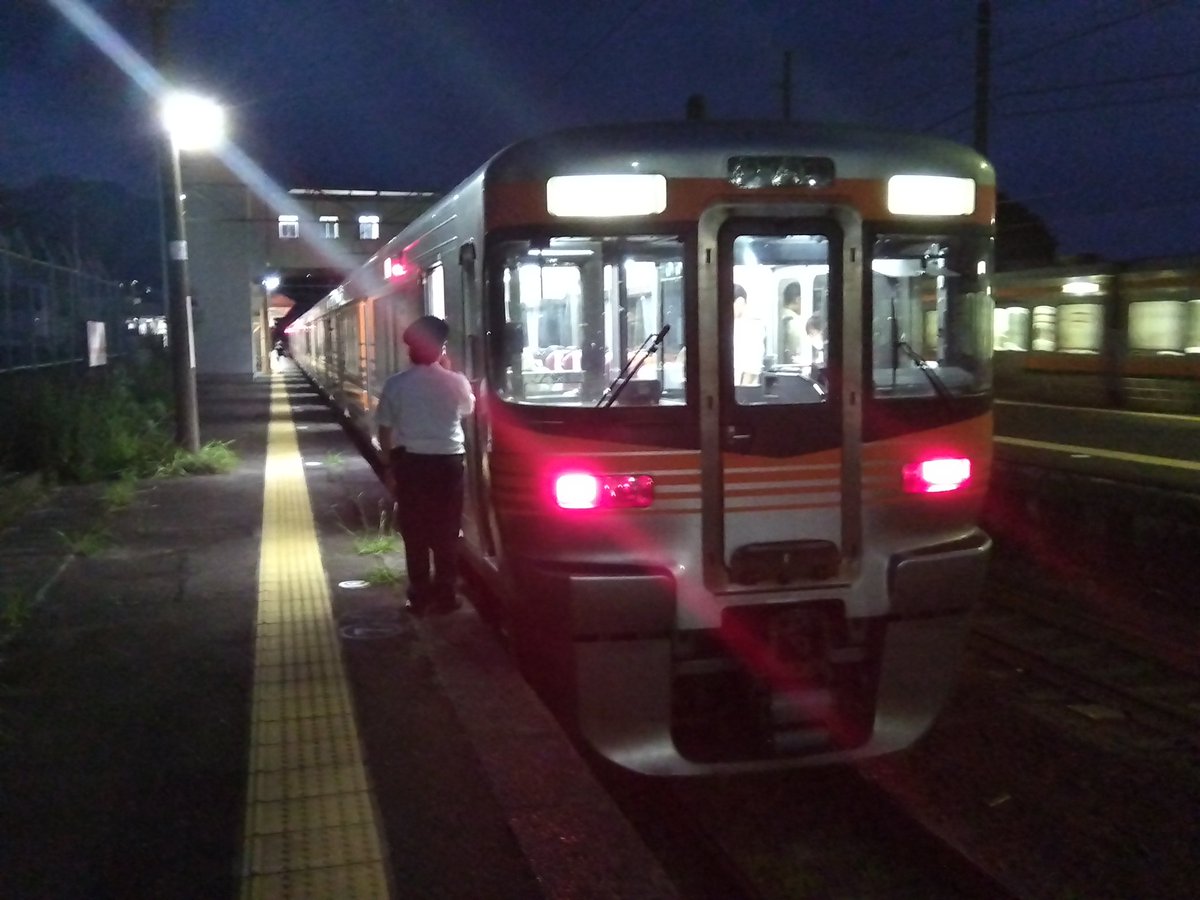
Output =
[{"x1": 160, "y1": 91, "x2": 224, "y2": 453}]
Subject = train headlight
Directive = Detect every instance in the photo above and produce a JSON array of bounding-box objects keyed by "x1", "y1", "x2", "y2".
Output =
[
  {"x1": 553, "y1": 472, "x2": 655, "y2": 509},
  {"x1": 546, "y1": 175, "x2": 667, "y2": 217},
  {"x1": 903, "y1": 457, "x2": 972, "y2": 494},
  {"x1": 887, "y1": 175, "x2": 976, "y2": 216}
]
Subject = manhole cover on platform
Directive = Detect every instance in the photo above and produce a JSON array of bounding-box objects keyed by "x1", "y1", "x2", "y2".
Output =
[{"x1": 339, "y1": 622, "x2": 405, "y2": 641}]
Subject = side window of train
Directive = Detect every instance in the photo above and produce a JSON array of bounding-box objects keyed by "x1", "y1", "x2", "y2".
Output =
[
  {"x1": 870, "y1": 233, "x2": 992, "y2": 398},
  {"x1": 993, "y1": 307, "x2": 1030, "y2": 351},
  {"x1": 1130, "y1": 300, "x2": 1192, "y2": 354},
  {"x1": 729, "y1": 233, "x2": 830, "y2": 406},
  {"x1": 424, "y1": 264, "x2": 446, "y2": 320},
  {"x1": 491, "y1": 235, "x2": 687, "y2": 407}
]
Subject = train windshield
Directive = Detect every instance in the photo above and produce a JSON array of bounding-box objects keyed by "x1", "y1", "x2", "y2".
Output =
[
  {"x1": 492, "y1": 235, "x2": 686, "y2": 407},
  {"x1": 870, "y1": 233, "x2": 992, "y2": 398}
]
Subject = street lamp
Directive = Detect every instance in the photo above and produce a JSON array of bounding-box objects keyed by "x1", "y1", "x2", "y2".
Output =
[{"x1": 160, "y1": 91, "x2": 225, "y2": 453}]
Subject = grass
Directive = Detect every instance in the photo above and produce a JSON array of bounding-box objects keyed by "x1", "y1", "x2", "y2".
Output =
[
  {"x1": 102, "y1": 474, "x2": 138, "y2": 511},
  {"x1": 0, "y1": 473, "x2": 47, "y2": 534},
  {"x1": 1, "y1": 345, "x2": 175, "y2": 484},
  {"x1": 364, "y1": 562, "x2": 403, "y2": 586},
  {"x1": 56, "y1": 526, "x2": 112, "y2": 557},
  {"x1": 0, "y1": 590, "x2": 33, "y2": 646},
  {"x1": 340, "y1": 494, "x2": 400, "y2": 555},
  {"x1": 155, "y1": 440, "x2": 239, "y2": 477}
]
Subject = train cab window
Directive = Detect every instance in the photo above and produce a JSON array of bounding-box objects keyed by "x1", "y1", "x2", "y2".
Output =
[
  {"x1": 871, "y1": 234, "x2": 992, "y2": 398},
  {"x1": 730, "y1": 234, "x2": 830, "y2": 405},
  {"x1": 491, "y1": 235, "x2": 686, "y2": 407}
]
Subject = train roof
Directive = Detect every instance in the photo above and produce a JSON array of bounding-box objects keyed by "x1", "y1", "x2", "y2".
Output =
[{"x1": 480, "y1": 120, "x2": 994, "y2": 186}]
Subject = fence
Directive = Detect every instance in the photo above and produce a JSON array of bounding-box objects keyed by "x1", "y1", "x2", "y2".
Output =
[{"x1": 0, "y1": 232, "x2": 156, "y2": 374}]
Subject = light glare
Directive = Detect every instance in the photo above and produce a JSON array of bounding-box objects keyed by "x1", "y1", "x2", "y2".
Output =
[
  {"x1": 555, "y1": 473, "x2": 600, "y2": 509},
  {"x1": 904, "y1": 457, "x2": 971, "y2": 493},
  {"x1": 887, "y1": 175, "x2": 975, "y2": 216},
  {"x1": 546, "y1": 174, "x2": 667, "y2": 218},
  {"x1": 162, "y1": 92, "x2": 226, "y2": 152}
]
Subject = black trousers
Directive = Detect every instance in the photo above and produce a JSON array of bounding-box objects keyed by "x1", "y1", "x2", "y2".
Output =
[{"x1": 389, "y1": 450, "x2": 465, "y2": 605}]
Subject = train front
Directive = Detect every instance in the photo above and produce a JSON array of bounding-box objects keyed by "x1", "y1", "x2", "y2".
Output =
[{"x1": 477, "y1": 123, "x2": 995, "y2": 774}]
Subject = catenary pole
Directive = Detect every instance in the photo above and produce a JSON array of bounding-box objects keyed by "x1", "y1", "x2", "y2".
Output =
[{"x1": 974, "y1": 0, "x2": 992, "y2": 156}]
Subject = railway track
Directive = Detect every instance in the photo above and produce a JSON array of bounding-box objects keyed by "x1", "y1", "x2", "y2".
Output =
[
  {"x1": 590, "y1": 748, "x2": 1012, "y2": 900},
  {"x1": 973, "y1": 583, "x2": 1200, "y2": 754}
]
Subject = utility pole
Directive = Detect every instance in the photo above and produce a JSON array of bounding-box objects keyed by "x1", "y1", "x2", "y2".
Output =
[
  {"x1": 135, "y1": 0, "x2": 200, "y2": 451},
  {"x1": 974, "y1": 0, "x2": 992, "y2": 156}
]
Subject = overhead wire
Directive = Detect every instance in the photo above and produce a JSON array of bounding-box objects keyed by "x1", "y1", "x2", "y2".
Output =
[{"x1": 918, "y1": 0, "x2": 1193, "y2": 131}]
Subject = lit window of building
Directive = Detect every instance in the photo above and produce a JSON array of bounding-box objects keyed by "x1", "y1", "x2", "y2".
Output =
[
  {"x1": 320, "y1": 215, "x2": 340, "y2": 239},
  {"x1": 359, "y1": 215, "x2": 380, "y2": 240},
  {"x1": 278, "y1": 215, "x2": 299, "y2": 239}
]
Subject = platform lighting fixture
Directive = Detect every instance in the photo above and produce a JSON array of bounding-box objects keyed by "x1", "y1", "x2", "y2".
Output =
[
  {"x1": 887, "y1": 175, "x2": 976, "y2": 217},
  {"x1": 546, "y1": 174, "x2": 667, "y2": 218},
  {"x1": 161, "y1": 92, "x2": 226, "y2": 152}
]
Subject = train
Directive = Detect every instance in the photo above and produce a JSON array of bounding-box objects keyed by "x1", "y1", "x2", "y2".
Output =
[
  {"x1": 289, "y1": 120, "x2": 997, "y2": 775},
  {"x1": 992, "y1": 260, "x2": 1200, "y2": 412}
]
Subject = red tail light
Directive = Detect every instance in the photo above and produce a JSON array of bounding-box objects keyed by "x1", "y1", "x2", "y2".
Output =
[
  {"x1": 553, "y1": 472, "x2": 655, "y2": 509},
  {"x1": 903, "y1": 457, "x2": 971, "y2": 494}
]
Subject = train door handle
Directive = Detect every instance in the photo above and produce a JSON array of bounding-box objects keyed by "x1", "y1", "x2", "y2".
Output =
[{"x1": 724, "y1": 426, "x2": 752, "y2": 449}]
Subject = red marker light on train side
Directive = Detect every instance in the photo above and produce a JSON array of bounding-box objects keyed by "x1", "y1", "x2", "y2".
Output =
[
  {"x1": 553, "y1": 472, "x2": 655, "y2": 509},
  {"x1": 903, "y1": 457, "x2": 971, "y2": 494}
]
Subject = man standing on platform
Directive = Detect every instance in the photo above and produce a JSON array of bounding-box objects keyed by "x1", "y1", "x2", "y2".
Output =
[{"x1": 375, "y1": 315, "x2": 475, "y2": 614}]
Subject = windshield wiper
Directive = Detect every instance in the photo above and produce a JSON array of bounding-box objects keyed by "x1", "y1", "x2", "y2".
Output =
[
  {"x1": 596, "y1": 324, "x2": 671, "y2": 408},
  {"x1": 888, "y1": 291, "x2": 951, "y2": 404},
  {"x1": 895, "y1": 339, "x2": 952, "y2": 403}
]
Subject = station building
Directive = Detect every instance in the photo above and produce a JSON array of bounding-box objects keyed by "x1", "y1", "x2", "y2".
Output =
[{"x1": 179, "y1": 154, "x2": 437, "y2": 376}]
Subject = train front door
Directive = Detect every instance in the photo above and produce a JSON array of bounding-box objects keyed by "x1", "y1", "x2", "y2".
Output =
[{"x1": 700, "y1": 214, "x2": 850, "y2": 590}]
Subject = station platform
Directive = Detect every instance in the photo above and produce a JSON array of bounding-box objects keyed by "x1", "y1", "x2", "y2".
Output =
[{"x1": 0, "y1": 362, "x2": 678, "y2": 900}]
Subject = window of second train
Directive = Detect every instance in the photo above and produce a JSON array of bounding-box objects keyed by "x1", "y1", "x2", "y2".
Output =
[
  {"x1": 491, "y1": 235, "x2": 686, "y2": 407},
  {"x1": 870, "y1": 233, "x2": 992, "y2": 398}
]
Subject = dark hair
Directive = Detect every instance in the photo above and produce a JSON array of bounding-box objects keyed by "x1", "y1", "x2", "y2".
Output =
[
  {"x1": 404, "y1": 315, "x2": 449, "y2": 365},
  {"x1": 733, "y1": 284, "x2": 747, "y2": 301}
]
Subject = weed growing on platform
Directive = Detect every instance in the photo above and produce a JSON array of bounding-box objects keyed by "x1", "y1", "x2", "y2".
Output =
[
  {"x1": 56, "y1": 527, "x2": 112, "y2": 557},
  {"x1": 102, "y1": 474, "x2": 138, "y2": 511},
  {"x1": 155, "y1": 440, "x2": 238, "y2": 477},
  {"x1": 0, "y1": 473, "x2": 46, "y2": 533},
  {"x1": 0, "y1": 590, "x2": 32, "y2": 646},
  {"x1": 339, "y1": 494, "x2": 399, "y2": 555},
  {"x1": 364, "y1": 563, "x2": 402, "y2": 586},
  {"x1": 322, "y1": 451, "x2": 347, "y2": 473}
]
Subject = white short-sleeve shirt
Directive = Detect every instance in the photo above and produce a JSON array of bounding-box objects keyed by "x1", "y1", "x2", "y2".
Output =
[{"x1": 375, "y1": 363, "x2": 475, "y2": 455}]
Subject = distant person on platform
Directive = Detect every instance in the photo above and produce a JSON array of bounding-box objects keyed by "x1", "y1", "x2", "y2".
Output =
[{"x1": 375, "y1": 315, "x2": 475, "y2": 614}]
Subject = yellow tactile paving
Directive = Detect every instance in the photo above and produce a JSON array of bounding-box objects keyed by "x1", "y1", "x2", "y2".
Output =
[{"x1": 241, "y1": 375, "x2": 391, "y2": 899}]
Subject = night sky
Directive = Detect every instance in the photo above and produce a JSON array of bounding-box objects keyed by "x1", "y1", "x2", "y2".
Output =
[{"x1": 2, "y1": 0, "x2": 1198, "y2": 262}]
